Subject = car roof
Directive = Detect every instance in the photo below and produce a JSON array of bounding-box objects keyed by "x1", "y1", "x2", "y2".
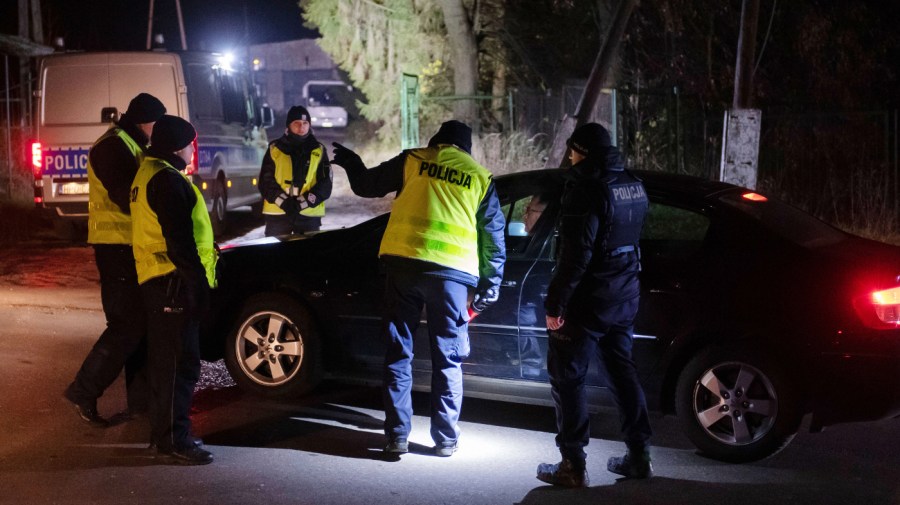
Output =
[{"x1": 495, "y1": 168, "x2": 741, "y2": 203}]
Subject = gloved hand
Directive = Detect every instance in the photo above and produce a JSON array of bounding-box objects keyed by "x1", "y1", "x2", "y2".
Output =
[
  {"x1": 182, "y1": 273, "x2": 210, "y2": 317},
  {"x1": 471, "y1": 286, "x2": 500, "y2": 314},
  {"x1": 279, "y1": 195, "x2": 300, "y2": 215},
  {"x1": 331, "y1": 142, "x2": 363, "y2": 170},
  {"x1": 296, "y1": 192, "x2": 320, "y2": 210}
]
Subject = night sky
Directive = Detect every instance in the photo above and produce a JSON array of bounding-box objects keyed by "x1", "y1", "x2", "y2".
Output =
[{"x1": 2, "y1": 0, "x2": 318, "y2": 51}]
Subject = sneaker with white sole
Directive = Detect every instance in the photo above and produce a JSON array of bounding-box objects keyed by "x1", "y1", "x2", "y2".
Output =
[
  {"x1": 384, "y1": 438, "x2": 409, "y2": 453},
  {"x1": 434, "y1": 442, "x2": 458, "y2": 457}
]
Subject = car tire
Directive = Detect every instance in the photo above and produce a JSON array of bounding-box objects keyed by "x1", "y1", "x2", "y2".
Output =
[
  {"x1": 675, "y1": 345, "x2": 802, "y2": 463},
  {"x1": 224, "y1": 293, "x2": 322, "y2": 398},
  {"x1": 210, "y1": 178, "x2": 228, "y2": 237}
]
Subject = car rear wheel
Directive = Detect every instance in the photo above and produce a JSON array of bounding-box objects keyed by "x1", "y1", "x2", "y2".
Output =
[
  {"x1": 675, "y1": 346, "x2": 802, "y2": 462},
  {"x1": 224, "y1": 293, "x2": 322, "y2": 398}
]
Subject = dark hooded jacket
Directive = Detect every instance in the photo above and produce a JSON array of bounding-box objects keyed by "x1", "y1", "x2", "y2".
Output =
[{"x1": 544, "y1": 146, "x2": 648, "y2": 321}]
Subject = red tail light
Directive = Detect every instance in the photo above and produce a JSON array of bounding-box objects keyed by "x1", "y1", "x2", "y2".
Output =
[
  {"x1": 184, "y1": 138, "x2": 199, "y2": 176},
  {"x1": 854, "y1": 286, "x2": 900, "y2": 329},
  {"x1": 31, "y1": 141, "x2": 42, "y2": 178},
  {"x1": 742, "y1": 192, "x2": 768, "y2": 202}
]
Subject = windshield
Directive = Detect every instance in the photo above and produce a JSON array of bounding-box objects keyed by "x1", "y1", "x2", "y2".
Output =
[
  {"x1": 718, "y1": 192, "x2": 847, "y2": 248},
  {"x1": 308, "y1": 86, "x2": 341, "y2": 107}
]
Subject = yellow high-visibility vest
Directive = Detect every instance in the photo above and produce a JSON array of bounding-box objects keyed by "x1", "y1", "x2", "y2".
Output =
[
  {"x1": 130, "y1": 157, "x2": 217, "y2": 287},
  {"x1": 262, "y1": 144, "x2": 325, "y2": 217},
  {"x1": 379, "y1": 145, "x2": 492, "y2": 276},
  {"x1": 87, "y1": 127, "x2": 144, "y2": 244}
]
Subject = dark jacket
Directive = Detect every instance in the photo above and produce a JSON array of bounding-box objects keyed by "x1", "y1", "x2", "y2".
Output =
[
  {"x1": 343, "y1": 149, "x2": 506, "y2": 290},
  {"x1": 544, "y1": 146, "x2": 648, "y2": 319},
  {"x1": 259, "y1": 131, "x2": 332, "y2": 206},
  {"x1": 90, "y1": 117, "x2": 148, "y2": 213},
  {"x1": 144, "y1": 149, "x2": 210, "y2": 308}
]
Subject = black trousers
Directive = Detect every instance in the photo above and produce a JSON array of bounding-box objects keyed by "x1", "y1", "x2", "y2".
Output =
[
  {"x1": 65, "y1": 244, "x2": 148, "y2": 412},
  {"x1": 141, "y1": 274, "x2": 202, "y2": 451},
  {"x1": 264, "y1": 213, "x2": 321, "y2": 236},
  {"x1": 547, "y1": 297, "x2": 652, "y2": 465}
]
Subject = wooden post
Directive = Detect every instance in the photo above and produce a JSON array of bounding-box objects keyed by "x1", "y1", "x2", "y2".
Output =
[
  {"x1": 546, "y1": 0, "x2": 639, "y2": 168},
  {"x1": 733, "y1": 0, "x2": 760, "y2": 109}
]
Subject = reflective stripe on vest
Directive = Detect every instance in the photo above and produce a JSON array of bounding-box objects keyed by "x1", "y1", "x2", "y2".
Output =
[
  {"x1": 379, "y1": 146, "x2": 492, "y2": 276},
  {"x1": 131, "y1": 157, "x2": 218, "y2": 287},
  {"x1": 87, "y1": 127, "x2": 144, "y2": 244},
  {"x1": 261, "y1": 144, "x2": 325, "y2": 217}
]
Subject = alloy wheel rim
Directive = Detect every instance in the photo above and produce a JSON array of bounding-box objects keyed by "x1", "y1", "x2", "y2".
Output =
[
  {"x1": 235, "y1": 311, "x2": 305, "y2": 387},
  {"x1": 692, "y1": 361, "x2": 778, "y2": 446}
]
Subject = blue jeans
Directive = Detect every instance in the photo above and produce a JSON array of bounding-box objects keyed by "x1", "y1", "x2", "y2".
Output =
[
  {"x1": 381, "y1": 267, "x2": 471, "y2": 447},
  {"x1": 548, "y1": 297, "x2": 652, "y2": 464}
]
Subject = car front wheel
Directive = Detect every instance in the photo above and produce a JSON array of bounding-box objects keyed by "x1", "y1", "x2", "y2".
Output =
[
  {"x1": 675, "y1": 346, "x2": 803, "y2": 462},
  {"x1": 224, "y1": 293, "x2": 322, "y2": 398}
]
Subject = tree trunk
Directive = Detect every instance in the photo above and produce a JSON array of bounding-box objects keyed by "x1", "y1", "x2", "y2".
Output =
[{"x1": 438, "y1": 0, "x2": 478, "y2": 125}]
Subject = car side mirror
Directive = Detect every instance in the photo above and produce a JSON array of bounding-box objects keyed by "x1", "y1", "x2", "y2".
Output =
[{"x1": 259, "y1": 105, "x2": 275, "y2": 128}]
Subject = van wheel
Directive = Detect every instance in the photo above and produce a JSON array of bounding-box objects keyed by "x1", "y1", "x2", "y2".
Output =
[{"x1": 211, "y1": 179, "x2": 228, "y2": 236}]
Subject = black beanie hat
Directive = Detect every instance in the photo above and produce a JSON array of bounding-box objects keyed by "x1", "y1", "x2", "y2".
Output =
[
  {"x1": 151, "y1": 115, "x2": 196, "y2": 153},
  {"x1": 428, "y1": 120, "x2": 472, "y2": 154},
  {"x1": 124, "y1": 93, "x2": 167, "y2": 124},
  {"x1": 286, "y1": 105, "x2": 311, "y2": 127},
  {"x1": 567, "y1": 122, "x2": 612, "y2": 158}
]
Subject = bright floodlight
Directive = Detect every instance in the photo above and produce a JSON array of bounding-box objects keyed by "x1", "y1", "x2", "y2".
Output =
[{"x1": 216, "y1": 52, "x2": 235, "y2": 71}]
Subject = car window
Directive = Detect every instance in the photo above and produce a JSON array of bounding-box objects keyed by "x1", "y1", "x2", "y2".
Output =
[
  {"x1": 642, "y1": 203, "x2": 710, "y2": 241},
  {"x1": 505, "y1": 195, "x2": 554, "y2": 259},
  {"x1": 641, "y1": 202, "x2": 710, "y2": 261}
]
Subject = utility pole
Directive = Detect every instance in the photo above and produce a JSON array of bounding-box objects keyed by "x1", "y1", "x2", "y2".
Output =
[
  {"x1": 720, "y1": 0, "x2": 762, "y2": 189},
  {"x1": 546, "y1": 0, "x2": 639, "y2": 168},
  {"x1": 147, "y1": 0, "x2": 188, "y2": 51}
]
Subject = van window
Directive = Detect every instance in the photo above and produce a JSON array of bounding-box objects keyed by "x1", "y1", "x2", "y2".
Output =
[
  {"x1": 186, "y1": 63, "x2": 223, "y2": 121},
  {"x1": 221, "y1": 73, "x2": 249, "y2": 124},
  {"x1": 42, "y1": 65, "x2": 109, "y2": 125}
]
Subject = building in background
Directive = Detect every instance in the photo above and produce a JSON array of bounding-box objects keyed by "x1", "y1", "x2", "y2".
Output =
[{"x1": 249, "y1": 39, "x2": 346, "y2": 133}]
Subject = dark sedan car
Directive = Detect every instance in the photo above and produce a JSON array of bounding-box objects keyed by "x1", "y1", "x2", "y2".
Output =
[{"x1": 201, "y1": 169, "x2": 900, "y2": 463}]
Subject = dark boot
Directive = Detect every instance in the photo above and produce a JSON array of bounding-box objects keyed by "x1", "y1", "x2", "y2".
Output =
[
  {"x1": 536, "y1": 459, "x2": 589, "y2": 488},
  {"x1": 607, "y1": 449, "x2": 653, "y2": 479},
  {"x1": 62, "y1": 390, "x2": 108, "y2": 428}
]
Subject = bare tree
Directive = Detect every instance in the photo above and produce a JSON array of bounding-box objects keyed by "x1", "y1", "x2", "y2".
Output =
[{"x1": 437, "y1": 0, "x2": 478, "y2": 123}]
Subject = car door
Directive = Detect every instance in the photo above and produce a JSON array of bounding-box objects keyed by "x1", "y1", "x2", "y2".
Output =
[{"x1": 635, "y1": 199, "x2": 711, "y2": 380}]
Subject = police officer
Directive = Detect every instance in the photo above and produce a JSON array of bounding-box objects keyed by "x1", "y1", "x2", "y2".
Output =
[
  {"x1": 259, "y1": 105, "x2": 333, "y2": 235},
  {"x1": 130, "y1": 115, "x2": 216, "y2": 465},
  {"x1": 537, "y1": 123, "x2": 652, "y2": 486},
  {"x1": 63, "y1": 93, "x2": 166, "y2": 426},
  {"x1": 331, "y1": 120, "x2": 506, "y2": 457}
]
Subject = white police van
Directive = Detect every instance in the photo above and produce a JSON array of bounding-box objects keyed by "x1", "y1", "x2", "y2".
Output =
[{"x1": 32, "y1": 51, "x2": 274, "y2": 237}]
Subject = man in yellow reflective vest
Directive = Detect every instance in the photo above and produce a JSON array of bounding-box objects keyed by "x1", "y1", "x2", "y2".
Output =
[
  {"x1": 332, "y1": 120, "x2": 506, "y2": 457},
  {"x1": 64, "y1": 93, "x2": 166, "y2": 426},
  {"x1": 130, "y1": 115, "x2": 216, "y2": 465},
  {"x1": 259, "y1": 105, "x2": 332, "y2": 235}
]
